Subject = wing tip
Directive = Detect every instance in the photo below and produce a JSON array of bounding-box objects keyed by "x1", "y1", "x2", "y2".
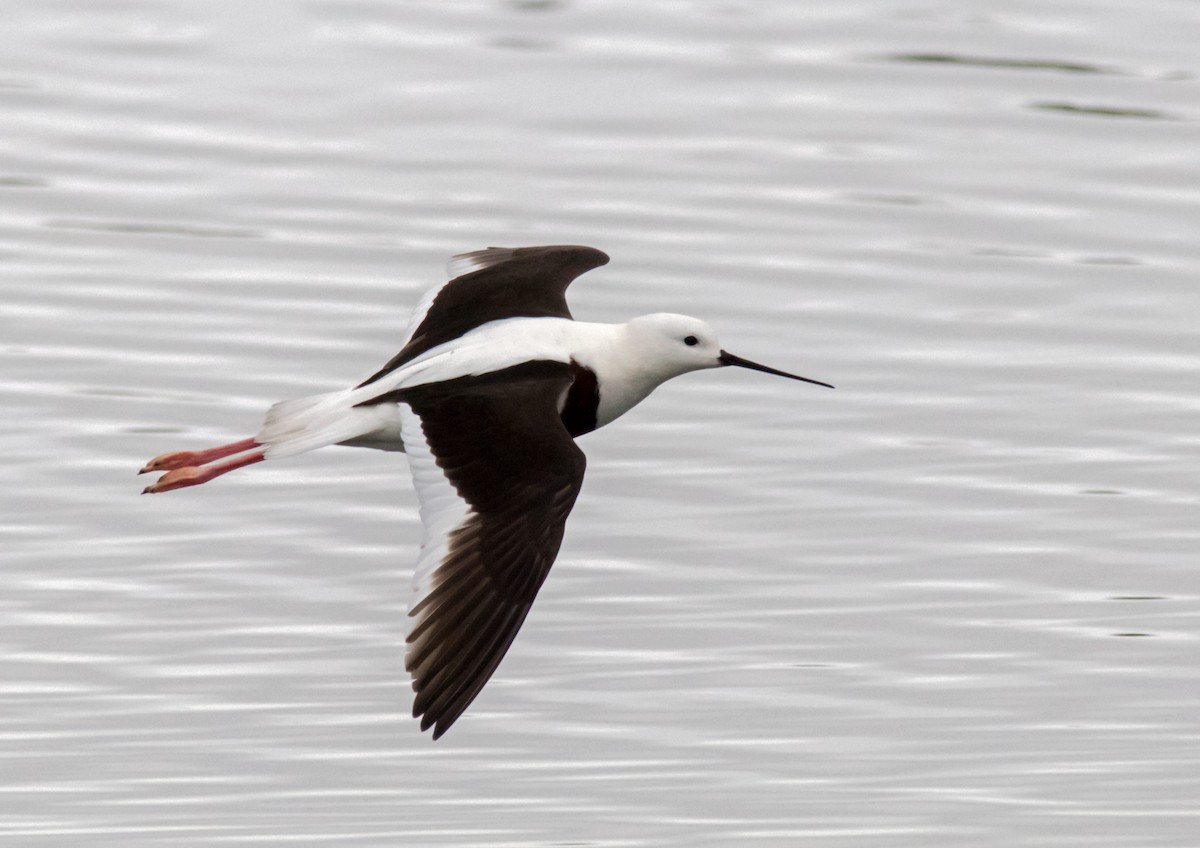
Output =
[
  {"x1": 413, "y1": 692, "x2": 463, "y2": 741},
  {"x1": 446, "y1": 246, "x2": 516, "y2": 279}
]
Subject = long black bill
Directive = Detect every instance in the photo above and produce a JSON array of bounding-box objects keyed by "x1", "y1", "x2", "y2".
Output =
[{"x1": 718, "y1": 350, "x2": 834, "y2": 389}]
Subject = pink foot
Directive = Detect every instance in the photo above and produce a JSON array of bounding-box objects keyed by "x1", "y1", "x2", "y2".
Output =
[
  {"x1": 142, "y1": 450, "x2": 265, "y2": 494},
  {"x1": 140, "y1": 437, "x2": 260, "y2": 474}
]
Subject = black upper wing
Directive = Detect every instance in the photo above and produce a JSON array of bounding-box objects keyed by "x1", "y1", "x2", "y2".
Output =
[
  {"x1": 395, "y1": 360, "x2": 588, "y2": 739},
  {"x1": 359, "y1": 245, "x2": 609, "y2": 389}
]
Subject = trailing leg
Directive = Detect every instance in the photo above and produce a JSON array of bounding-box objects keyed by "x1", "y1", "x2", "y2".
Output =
[
  {"x1": 140, "y1": 437, "x2": 260, "y2": 474},
  {"x1": 141, "y1": 450, "x2": 266, "y2": 494}
]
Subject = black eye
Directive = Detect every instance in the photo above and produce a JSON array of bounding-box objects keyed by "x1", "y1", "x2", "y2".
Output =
[{"x1": 683, "y1": 335, "x2": 699, "y2": 346}]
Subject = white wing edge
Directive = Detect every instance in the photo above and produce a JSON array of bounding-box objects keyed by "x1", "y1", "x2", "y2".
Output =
[
  {"x1": 397, "y1": 402, "x2": 473, "y2": 633},
  {"x1": 398, "y1": 281, "x2": 445, "y2": 351}
]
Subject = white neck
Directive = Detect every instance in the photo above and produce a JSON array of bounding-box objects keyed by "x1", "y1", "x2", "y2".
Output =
[{"x1": 571, "y1": 319, "x2": 702, "y2": 430}]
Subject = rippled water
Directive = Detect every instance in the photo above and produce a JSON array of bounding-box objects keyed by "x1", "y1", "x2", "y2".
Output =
[{"x1": 3, "y1": 1, "x2": 1199, "y2": 845}]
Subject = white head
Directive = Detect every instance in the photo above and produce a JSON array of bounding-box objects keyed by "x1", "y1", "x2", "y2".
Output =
[
  {"x1": 623, "y1": 313, "x2": 724, "y2": 379},
  {"x1": 623, "y1": 313, "x2": 834, "y2": 387},
  {"x1": 583, "y1": 312, "x2": 831, "y2": 431}
]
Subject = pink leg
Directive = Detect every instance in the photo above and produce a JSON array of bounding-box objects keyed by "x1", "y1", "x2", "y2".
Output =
[
  {"x1": 140, "y1": 437, "x2": 260, "y2": 474},
  {"x1": 142, "y1": 450, "x2": 266, "y2": 494}
]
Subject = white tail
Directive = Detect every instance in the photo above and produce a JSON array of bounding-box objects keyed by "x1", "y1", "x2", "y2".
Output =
[{"x1": 256, "y1": 390, "x2": 404, "y2": 459}]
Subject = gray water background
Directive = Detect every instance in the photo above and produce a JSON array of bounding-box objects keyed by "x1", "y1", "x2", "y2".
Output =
[{"x1": 2, "y1": 1, "x2": 1199, "y2": 845}]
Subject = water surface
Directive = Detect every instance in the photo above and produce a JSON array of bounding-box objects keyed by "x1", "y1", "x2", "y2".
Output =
[{"x1": 2, "y1": 1, "x2": 1199, "y2": 845}]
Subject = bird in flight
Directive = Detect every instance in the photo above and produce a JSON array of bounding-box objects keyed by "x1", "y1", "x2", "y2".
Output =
[{"x1": 141, "y1": 245, "x2": 832, "y2": 739}]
